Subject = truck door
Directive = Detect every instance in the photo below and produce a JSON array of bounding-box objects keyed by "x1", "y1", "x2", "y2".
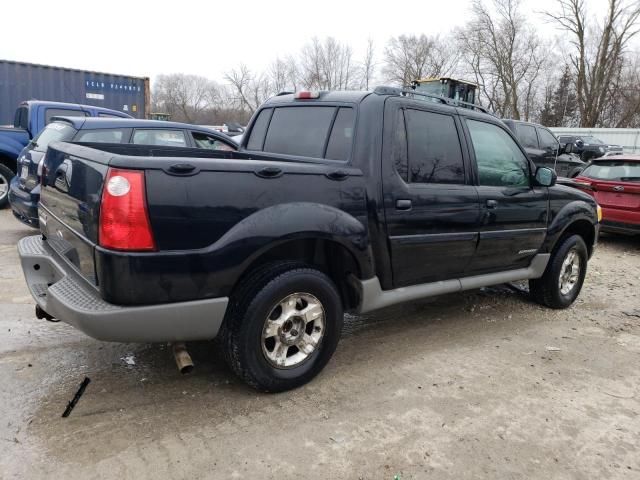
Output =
[
  {"x1": 382, "y1": 100, "x2": 481, "y2": 288},
  {"x1": 462, "y1": 118, "x2": 548, "y2": 274}
]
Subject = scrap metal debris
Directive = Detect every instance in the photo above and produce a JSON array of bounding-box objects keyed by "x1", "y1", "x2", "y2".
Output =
[{"x1": 62, "y1": 377, "x2": 91, "y2": 418}]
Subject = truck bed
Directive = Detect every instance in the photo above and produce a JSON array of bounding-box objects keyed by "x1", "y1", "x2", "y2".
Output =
[{"x1": 39, "y1": 141, "x2": 368, "y2": 306}]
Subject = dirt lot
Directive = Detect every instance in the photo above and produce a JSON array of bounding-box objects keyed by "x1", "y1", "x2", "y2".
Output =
[{"x1": 1, "y1": 208, "x2": 639, "y2": 479}]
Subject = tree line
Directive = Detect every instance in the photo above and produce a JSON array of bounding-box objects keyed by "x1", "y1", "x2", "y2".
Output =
[{"x1": 152, "y1": 0, "x2": 640, "y2": 129}]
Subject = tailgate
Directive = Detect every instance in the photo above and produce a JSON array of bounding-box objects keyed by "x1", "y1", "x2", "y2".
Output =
[
  {"x1": 39, "y1": 142, "x2": 111, "y2": 285},
  {"x1": 593, "y1": 181, "x2": 640, "y2": 210}
]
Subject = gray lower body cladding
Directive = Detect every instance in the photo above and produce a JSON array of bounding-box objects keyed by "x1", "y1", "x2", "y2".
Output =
[
  {"x1": 357, "y1": 254, "x2": 550, "y2": 313},
  {"x1": 18, "y1": 235, "x2": 228, "y2": 342}
]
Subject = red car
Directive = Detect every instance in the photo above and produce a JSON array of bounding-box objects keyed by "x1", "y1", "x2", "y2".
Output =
[{"x1": 574, "y1": 155, "x2": 640, "y2": 235}]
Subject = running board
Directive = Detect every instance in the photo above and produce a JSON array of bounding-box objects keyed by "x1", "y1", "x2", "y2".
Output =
[{"x1": 356, "y1": 254, "x2": 550, "y2": 314}]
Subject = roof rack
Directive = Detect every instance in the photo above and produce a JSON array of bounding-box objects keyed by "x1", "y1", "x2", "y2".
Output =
[{"x1": 373, "y1": 85, "x2": 494, "y2": 116}]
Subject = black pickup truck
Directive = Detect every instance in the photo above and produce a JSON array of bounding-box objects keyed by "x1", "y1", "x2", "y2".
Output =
[{"x1": 18, "y1": 88, "x2": 600, "y2": 392}]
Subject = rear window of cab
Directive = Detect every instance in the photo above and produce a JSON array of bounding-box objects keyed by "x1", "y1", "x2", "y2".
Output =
[{"x1": 246, "y1": 106, "x2": 355, "y2": 161}]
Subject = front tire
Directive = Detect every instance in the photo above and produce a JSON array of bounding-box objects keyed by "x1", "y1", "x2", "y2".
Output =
[
  {"x1": 220, "y1": 263, "x2": 343, "y2": 392},
  {"x1": 0, "y1": 163, "x2": 14, "y2": 209},
  {"x1": 529, "y1": 235, "x2": 588, "y2": 309}
]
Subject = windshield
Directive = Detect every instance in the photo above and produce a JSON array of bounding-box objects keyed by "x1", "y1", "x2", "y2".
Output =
[
  {"x1": 32, "y1": 122, "x2": 77, "y2": 152},
  {"x1": 581, "y1": 160, "x2": 640, "y2": 182},
  {"x1": 581, "y1": 136, "x2": 604, "y2": 144}
]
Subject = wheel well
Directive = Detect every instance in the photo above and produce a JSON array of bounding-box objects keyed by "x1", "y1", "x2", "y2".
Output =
[
  {"x1": 559, "y1": 220, "x2": 595, "y2": 257},
  {"x1": 0, "y1": 154, "x2": 16, "y2": 174},
  {"x1": 241, "y1": 239, "x2": 363, "y2": 311}
]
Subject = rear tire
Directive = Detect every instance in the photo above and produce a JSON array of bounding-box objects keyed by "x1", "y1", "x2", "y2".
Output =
[
  {"x1": 529, "y1": 234, "x2": 588, "y2": 309},
  {"x1": 219, "y1": 262, "x2": 343, "y2": 392},
  {"x1": 0, "y1": 163, "x2": 14, "y2": 209}
]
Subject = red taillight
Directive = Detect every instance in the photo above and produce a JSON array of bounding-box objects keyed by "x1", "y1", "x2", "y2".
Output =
[
  {"x1": 294, "y1": 91, "x2": 320, "y2": 99},
  {"x1": 99, "y1": 168, "x2": 156, "y2": 251}
]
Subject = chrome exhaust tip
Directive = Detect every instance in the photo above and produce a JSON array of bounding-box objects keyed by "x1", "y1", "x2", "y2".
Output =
[{"x1": 172, "y1": 342, "x2": 194, "y2": 374}]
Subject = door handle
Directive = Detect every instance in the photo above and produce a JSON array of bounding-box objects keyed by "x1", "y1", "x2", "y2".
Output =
[
  {"x1": 169, "y1": 163, "x2": 196, "y2": 174},
  {"x1": 396, "y1": 199, "x2": 412, "y2": 210},
  {"x1": 326, "y1": 169, "x2": 349, "y2": 181},
  {"x1": 256, "y1": 166, "x2": 283, "y2": 178},
  {"x1": 486, "y1": 199, "x2": 498, "y2": 209}
]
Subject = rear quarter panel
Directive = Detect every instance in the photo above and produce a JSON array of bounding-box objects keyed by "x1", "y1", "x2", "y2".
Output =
[{"x1": 96, "y1": 160, "x2": 370, "y2": 304}]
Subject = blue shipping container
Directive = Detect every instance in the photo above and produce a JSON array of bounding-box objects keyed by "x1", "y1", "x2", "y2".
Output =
[{"x1": 0, "y1": 59, "x2": 149, "y2": 125}]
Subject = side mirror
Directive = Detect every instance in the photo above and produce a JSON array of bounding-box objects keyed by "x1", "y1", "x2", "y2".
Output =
[{"x1": 535, "y1": 166, "x2": 557, "y2": 187}]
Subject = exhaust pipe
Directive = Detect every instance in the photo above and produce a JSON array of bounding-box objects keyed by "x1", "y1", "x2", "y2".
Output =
[{"x1": 172, "y1": 342, "x2": 194, "y2": 374}]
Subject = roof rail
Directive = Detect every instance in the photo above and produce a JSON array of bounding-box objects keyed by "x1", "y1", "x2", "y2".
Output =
[{"x1": 373, "y1": 85, "x2": 494, "y2": 116}]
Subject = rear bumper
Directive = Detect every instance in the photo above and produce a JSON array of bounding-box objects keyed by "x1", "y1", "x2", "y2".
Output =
[
  {"x1": 8, "y1": 179, "x2": 39, "y2": 228},
  {"x1": 600, "y1": 220, "x2": 640, "y2": 235},
  {"x1": 18, "y1": 235, "x2": 228, "y2": 342}
]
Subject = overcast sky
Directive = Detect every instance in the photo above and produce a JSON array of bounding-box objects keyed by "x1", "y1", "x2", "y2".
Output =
[{"x1": 0, "y1": 0, "x2": 618, "y2": 83}]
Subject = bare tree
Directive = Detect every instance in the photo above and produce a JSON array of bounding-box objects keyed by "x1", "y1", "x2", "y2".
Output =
[
  {"x1": 545, "y1": 0, "x2": 640, "y2": 127},
  {"x1": 359, "y1": 38, "x2": 376, "y2": 90},
  {"x1": 224, "y1": 64, "x2": 273, "y2": 113},
  {"x1": 383, "y1": 34, "x2": 457, "y2": 86},
  {"x1": 268, "y1": 56, "x2": 299, "y2": 94},
  {"x1": 457, "y1": 0, "x2": 546, "y2": 119},
  {"x1": 152, "y1": 73, "x2": 222, "y2": 123},
  {"x1": 299, "y1": 37, "x2": 358, "y2": 90}
]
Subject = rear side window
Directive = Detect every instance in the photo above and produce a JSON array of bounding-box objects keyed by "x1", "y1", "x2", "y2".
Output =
[
  {"x1": 13, "y1": 106, "x2": 28, "y2": 129},
  {"x1": 32, "y1": 122, "x2": 77, "y2": 152},
  {"x1": 98, "y1": 113, "x2": 123, "y2": 118},
  {"x1": 248, "y1": 106, "x2": 356, "y2": 161},
  {"x1": 132, "y1": 129, "x2": 187, "y2": 147},
  {"x1": 325, "y1": 108, "x2": 355, "y2": 161},
  {"x1": 45, "y1": 108, "x2": 89, "y2": 124},
  {"x1": 247, "y1": 108, "x2": 273, "y2": 151},
  {"x1": 405, "y1": 109, "x2": 465, "y2": 184},
  {"x1": 74, "y1": 129, "x2": 126, "y2": 143},
  {"x1": 516, "y1": 124, "x2": 538, "y2": 149},
  {"x1": 263, "y1": 107, "x2": 335, "y2": 158}
]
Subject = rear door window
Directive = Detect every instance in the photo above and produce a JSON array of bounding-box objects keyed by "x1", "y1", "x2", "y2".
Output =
[
  {"x1": 263, "y1": 106, "x2": 335, "y2": 158},
  {"x1": 45, "y1": 108, "x2": 89, "y2": 124},
  {"x1": 132, "y1": 129, "x2": 187, "y2": 147},
  {"x1": 405, "y1": 109, "x2": 465, "y2": 184},
  {"x1": 515, "y1": 124, "x2": 538, "y2": 149},
  {"x1": 74, "y1": 129, "x2": 127, "y2": 143},
  {"x1": 537, "y1": 128, "x2": 559, "y2": 150},
  {"x1": 32, "y1": 122, "x2": 77, "y2": 152}
]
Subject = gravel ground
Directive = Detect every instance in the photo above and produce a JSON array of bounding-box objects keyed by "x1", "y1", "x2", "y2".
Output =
[{"x1": 0, "y1": 208, "x2": 639, "y2": 479}]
